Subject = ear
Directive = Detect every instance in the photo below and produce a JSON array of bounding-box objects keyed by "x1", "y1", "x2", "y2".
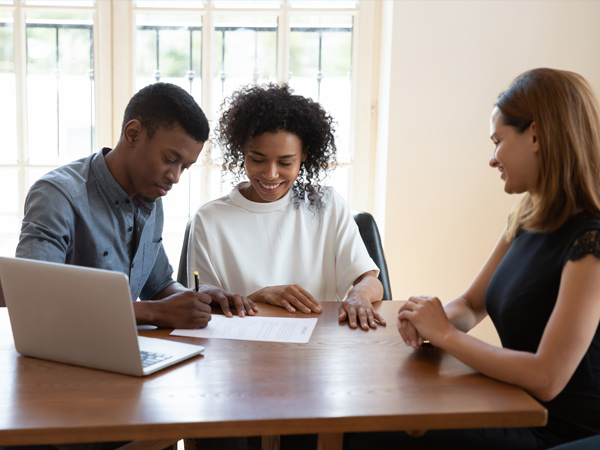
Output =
[
  {"x1": 530, "y1": 122, "x2": 540, "y2": 153},
  {"x1": 301, "y1": 149, "x2": 308, "y2": 162},
  {"x1": 123, "y1": 120, "x2": 142, "y2": 146}
]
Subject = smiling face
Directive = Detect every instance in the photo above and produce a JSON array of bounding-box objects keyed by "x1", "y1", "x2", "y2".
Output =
[
  {"x1": 241, "y1": 131, "x2": 306, "y2": 203},
  {"x1": 489, "y1": 106, "x2": 541, "y2": 195},
  {"x1": 121, "y1": 121, "x2": 204, "y2": 202}
]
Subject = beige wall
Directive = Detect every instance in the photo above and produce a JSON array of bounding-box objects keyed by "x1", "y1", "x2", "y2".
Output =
[{"x1": 376, "y1": 1, "x2": 600, "y2": 344}]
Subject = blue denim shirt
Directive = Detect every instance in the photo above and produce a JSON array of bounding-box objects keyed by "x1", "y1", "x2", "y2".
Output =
[{"x1": 16, "y1": 148, "x2": 176, "y2": 300}]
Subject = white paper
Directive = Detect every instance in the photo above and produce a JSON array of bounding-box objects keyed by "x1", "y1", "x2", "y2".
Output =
[{"x1": 170, "y1": 315, "x2": 318, "y2": 344}]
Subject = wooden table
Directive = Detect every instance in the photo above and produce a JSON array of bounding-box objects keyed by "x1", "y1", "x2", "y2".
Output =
[{"x1": 0, "y1": 302, "x2": 546, "y2": 449}]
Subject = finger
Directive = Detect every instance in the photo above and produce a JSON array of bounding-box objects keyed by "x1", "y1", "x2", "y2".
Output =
[
  {"x1": 373, "y1": 310, "x2": 387, "y2": 326},
  {"x1": 295, "y1": 286, "x2": 322, "y2": 313},
  {"x1": 283, "y1": 292, "x2": 316, "y2": 314},
  {"x1": 242, "y1": 298, "x2": 257, "y2": 315},
  {"x1": 279, "y1": 298, "x2": 296, "y2": 313},
  {"x1": 228, "y1": 294, "x2": 246, "y2": 317},
  {"x1": 338, "y1": 305, "x2": 348, "y2": 322},
  {"x1": 194, "y1": 296, "x2": 213, "y2": 313},
  {"x1": 194, "y1": 312, "x2": 211, "y2": 329},
  {"x1": 247, "y1": 298, "x2": 259, "y2": 312},
  {"x1": 347, "y1": 305, "x2": 358, "y2": 329},
  {"x1": 366, "y1": 309, "x2": 377, "y2": 329},
  {"x1": 195, "y1": 292, "x2": 213, "y2": 305},
  {"x1": 356, "y1": 306, "x2": 369, "y2": 331},
  {"x1": 213, "y1": 293, "x2": 233, "y2": 317},
  {"x1": 402, "y1": 319, "x2": 420, "y2": 349},
  {"x1": 284, "y1": 288, "x2": 315, "y2": 314}
]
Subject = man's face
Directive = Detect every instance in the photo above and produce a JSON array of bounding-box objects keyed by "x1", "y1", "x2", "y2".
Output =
[{"x1": 124, "y1": 123, "x2": 204, "y2": 202}]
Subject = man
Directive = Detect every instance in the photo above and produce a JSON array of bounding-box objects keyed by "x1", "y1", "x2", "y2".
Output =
[{"x1": 16, "y1": 82, "x2": 255, "y2": 327}]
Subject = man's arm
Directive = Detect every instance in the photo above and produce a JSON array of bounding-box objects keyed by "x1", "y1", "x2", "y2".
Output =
[{"x1": 16, "y1": 180, "x2": 74, "y2": 262}]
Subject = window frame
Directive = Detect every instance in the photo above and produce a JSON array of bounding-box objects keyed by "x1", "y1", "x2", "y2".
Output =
[{"x1": 0, "y1": 0, "x2": 380, "y2": 260}]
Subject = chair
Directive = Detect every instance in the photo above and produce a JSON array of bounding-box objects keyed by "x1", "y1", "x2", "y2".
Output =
[
  {"x1": 177, "y1": 218, "x2": 193, "y2": 287},
  {"x1": 353, "y1": 211, "x2": 393, "y2": 300},
  {"x1": 177, "y1": 212, "x2": 393, "y2": 300},
  {"x1": 0, "y1": 278, "x2": 5, "y2": 307},
  {"x1": 548, "y1": 435, "x2": 600, "y2": 449}
]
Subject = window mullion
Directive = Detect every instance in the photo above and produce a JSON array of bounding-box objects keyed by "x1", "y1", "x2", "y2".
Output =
[
  {"x1": 200, "y1": 3, "x2": 214, "y2": 207},
  {"x1": 277, "y1": 0, "x2": 289, "y2": 84},
  {"x1": 14, "y1": 5, "x2": 27, "y2": 220}
]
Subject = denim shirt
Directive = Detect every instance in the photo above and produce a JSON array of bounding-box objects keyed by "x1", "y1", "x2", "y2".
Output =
[{"x1": 16, "y1": 148, "x2": 175, "y2": 300}]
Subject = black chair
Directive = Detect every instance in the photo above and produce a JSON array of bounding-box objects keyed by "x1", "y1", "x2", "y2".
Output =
[
  {"x1": 177, "y1": 218, "x2": 193, "y2": 287},
  {"x1": 353, "y1": 211, "x2": 392, "y2": 300},
  {"x1": 549, "y1": 435, "x2": 600, "y2": 449},
  {"x1": 177, "y1": 212, "x2": 393, "y2": 300}
]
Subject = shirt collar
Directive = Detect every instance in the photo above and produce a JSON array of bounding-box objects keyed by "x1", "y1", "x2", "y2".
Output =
[{"x1": 91, "y1": 148, "x2": 146, "y2": 210}]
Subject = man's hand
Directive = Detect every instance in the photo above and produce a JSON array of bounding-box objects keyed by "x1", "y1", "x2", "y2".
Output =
[
  {"x1": 135, "y1": 290, "x2": 212, "y2": 329},
  {"x1": 197, "y1": 285, "x2": 258, "y2": 317}
]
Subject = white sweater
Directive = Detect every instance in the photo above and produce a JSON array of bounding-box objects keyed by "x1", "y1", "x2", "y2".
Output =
[{"x1": 187, "y1": 183, "x2": 378, "y2": 301}]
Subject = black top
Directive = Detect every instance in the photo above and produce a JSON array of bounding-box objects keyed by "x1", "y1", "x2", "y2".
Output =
[{"x1": 486, "y1": 213, "x2": 600, "y2": 446}]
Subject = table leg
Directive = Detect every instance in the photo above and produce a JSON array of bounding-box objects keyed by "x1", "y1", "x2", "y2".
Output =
[
  {"x1": 261, "y1": 435, "x2": 280, "y2": 450},
  {"x1": 317, "y1": 433, "x2": 343, "y2": 450}
]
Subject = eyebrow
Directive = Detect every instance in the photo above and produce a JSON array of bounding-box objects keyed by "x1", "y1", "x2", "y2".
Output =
[
  {"x1": 248, "y1": 151, "x2": 297, "y2": 159},
  {"x1": 167, "y1": 148, "x2": 197, "y2": 165}
]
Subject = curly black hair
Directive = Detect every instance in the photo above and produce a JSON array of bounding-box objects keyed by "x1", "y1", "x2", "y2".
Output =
[
  {"x1": 121, "y1": 82, "x2": 209, "y2": 143},
  {"x1": 215, "y1": 83, "x2": 337, "y2": 209}
]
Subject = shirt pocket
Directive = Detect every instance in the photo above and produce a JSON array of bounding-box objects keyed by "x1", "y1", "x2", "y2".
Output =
[
  {"x1": 142, "y1": 240, "x2": 162, "y2": 275},
  {"x1": 83, "y1": 245, "x2": 116, "y2": 269}
]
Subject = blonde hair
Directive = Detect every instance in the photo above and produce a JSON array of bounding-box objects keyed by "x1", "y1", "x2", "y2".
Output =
[{"x1": 497, "y1": 68, "x2": 600, "y2": 241}]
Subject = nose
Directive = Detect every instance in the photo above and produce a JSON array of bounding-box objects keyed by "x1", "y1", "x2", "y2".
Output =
[
  {"x1": 262, "y1": 163, "x2": 278, "y2": 180},
  {"x1": 166, "y1": 166, "x2": 182, "y2": 184},
  {"x1": 489, "y1": 149, "x2": 499, "y2": 168}
]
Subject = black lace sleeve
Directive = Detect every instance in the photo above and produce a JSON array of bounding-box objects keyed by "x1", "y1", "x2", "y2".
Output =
[{"x1": 566, "y1": 229, "x2": 600, "y2": 262}]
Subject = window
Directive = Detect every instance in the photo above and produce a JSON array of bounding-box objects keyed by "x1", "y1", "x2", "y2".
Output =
[{"x1": 1, "y1": 0, "x2": 379, "y2": 275}]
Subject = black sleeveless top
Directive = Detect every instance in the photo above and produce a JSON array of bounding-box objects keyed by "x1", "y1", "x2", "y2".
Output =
[{"x1": 486, "y1": 213, "x2": 600, "y2": 446}]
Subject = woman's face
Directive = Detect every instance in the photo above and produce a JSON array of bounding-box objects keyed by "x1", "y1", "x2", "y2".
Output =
[
  {"x1": 242, "y1": 131, "x2": 306, "y2": 203},
  {"x1": 489, "y1": 106, "x2": 541, "y2": 195}
]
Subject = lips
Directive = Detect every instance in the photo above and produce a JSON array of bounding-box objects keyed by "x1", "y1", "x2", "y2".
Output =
[
  {"x1": 258, "y1": 181, "x2": 283, "y2": 191},
  {"x1": 157, "y1": 184, "x2": 172, "y2": 196}
]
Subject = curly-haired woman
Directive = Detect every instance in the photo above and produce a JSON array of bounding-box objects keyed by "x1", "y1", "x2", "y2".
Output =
[{"x1": 186, "y1": 83, "x2": 385, "y2": 330}]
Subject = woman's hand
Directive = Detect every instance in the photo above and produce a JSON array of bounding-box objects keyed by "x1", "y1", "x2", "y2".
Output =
[
  {"x1": 338, "y1": 297, "x2": 386, "y2": 330},
  {"x1": 397, "y1": 295, "x2": 454, "y2": 347},
  {"x1": 249, "y1": 285, "x2": 322, "y2": 314},
  {"x1": 397, "y1": 306, "x2": 425, "y2": 349}
]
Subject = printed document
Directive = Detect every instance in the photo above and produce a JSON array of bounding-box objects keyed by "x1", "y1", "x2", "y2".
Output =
[{"x1": 170, "y1": 315, "x2": 318, "y2": 344}]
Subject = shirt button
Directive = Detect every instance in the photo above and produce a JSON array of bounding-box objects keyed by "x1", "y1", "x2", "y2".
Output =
[
  {"x1": 103, "y1": 251, "x2": 108, "y2": 256},
  {"x1": 125, "y1": 199, "x2": 131, "y2": 204},
  {"x1": 128, "y1": 227, "x2": 133, "y2": 232},
  {"x1": 114, "y1": 200, "x2": 119, "y2": 205},
  {"x1": 131, "y1": 263, "x2": 135, "y2": 269}
]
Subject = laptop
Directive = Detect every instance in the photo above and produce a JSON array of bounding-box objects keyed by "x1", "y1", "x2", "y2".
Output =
[{"x1": 0, "y1": 257, "x2": 204, "y2": 376}]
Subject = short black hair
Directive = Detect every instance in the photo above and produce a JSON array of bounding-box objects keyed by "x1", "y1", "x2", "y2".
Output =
[
  {"x1": 216, "y1": 83, "x2": 337, "y2": 209},
  {"x1": 121, "y1": 82, "x2": 209, "y2": 143}
]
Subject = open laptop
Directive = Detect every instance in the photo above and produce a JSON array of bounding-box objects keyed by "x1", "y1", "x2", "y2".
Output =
[{"x1": 0, "y1": 257, "x2": 204, "y2": 376}]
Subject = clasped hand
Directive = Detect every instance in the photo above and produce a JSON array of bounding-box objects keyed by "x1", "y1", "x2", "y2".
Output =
[{"x1": 397, "y1": 295, "x2": 453, "y2": 348}]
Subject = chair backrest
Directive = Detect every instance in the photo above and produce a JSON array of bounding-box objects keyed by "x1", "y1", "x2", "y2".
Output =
[
  {"x1": 177, "y1": 218, "x2": 193, "y2": 287},
  {"x1": 353, "y1": 211, "x2": 393, "y2": 300},
  {"x1": 177, "y1": 212, "x2": 393, "y2": 300}
]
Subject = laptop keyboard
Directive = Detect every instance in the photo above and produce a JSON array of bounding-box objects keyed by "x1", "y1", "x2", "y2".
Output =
[{"x1": 140, "y1": 350, "x2": 173, "y2": 368}]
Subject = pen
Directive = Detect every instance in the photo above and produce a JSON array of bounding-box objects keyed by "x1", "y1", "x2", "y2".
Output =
[{"x1": 194, "y1": 271, "x2": 200, "y2": 292}]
